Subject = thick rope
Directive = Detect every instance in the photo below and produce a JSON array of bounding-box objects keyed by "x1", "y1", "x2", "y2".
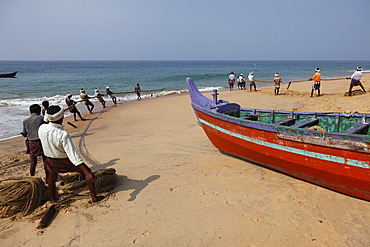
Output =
[
  {"x1": 0, "y1": 177, "x2": 49, "y2": 217},
  {"x1": 0, "y1": 168, "x2": 117, "y2": 218},
  {"x1": 255, "y1": 77, "x2": 348, "y2": 83}
]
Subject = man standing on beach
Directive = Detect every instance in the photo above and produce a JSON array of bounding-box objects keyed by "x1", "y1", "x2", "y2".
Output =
[
  {"x1": 348, "y1": 67, "x2": 366, "y2": 96},
  {"x1": 65, "y1": 93, "x2": 85, "y2": 121},
  {"x1": 273, "y1": 73, "x2": 282, "y2": 95},
  {"x1": 21, "y1": 104, "x2": 48, "y2": 178},
  {"x1": 135, "y1": 83, "x2": 142, "y2": 100},
  {"x1": 228, "y1": 72, "x2": 235, "y2": 91},
  {"x1": 248, "y1": 72, "x2": 257, "y2": 92},
  {"x1": 94, "y1": 88, "x2": 106, "y2": 108},
  {"x1": 237, "y1": 74, "x2": 245, "y2": 90},
  {"x1": 38, "y1": 105, "x2": 104, "y2": 203},
  {"x1": 106, "y1": 86, "x2": 117, "y2": 105},
  {"x1": 308, "y1": 68, "x2": 321, "y2": 97},
  {"x1": 80, "y1": 89, "x2": 94, "y2": 113}
]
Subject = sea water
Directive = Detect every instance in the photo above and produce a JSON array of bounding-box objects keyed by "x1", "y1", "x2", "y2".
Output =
[{"x1": 0, "y1": 60, "x2": 369, "y2": 140}]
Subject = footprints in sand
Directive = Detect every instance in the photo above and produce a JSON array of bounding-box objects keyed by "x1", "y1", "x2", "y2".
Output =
[
  {"x1": 81, "y1": 212, "x2": 95, "y2": 222},
  {"x1": 169, "y1": 186, "x2": 179, "y2": 192},
  {"x1": 132, "y1": 230, "x2": 152, "y2": 244},
  {"x1": 145, "y1": 204, "x2": 153, "y2": 214},
  {"x1": 225, "y1": 198, "x2": 238, "y2": 206}
]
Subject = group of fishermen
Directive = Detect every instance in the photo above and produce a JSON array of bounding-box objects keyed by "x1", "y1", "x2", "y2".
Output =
[
  {"x1": 20, "y1": 66, "x2": 366, "y2": 206},
  {"x1": 67, "y1": 83, "x2": 142, "y2": 119},
  {"x1": 228, "y1": 66, "x2": 366, "y2": 97},
  {"x1": 22, "y1": 103, "x2": 104, "y2": 203},
  {"x1": 21, "y1": 83, "x2": 143, "y2": 204},
  {"x1": 228, "y1": 71, "x2": 257, "y2": 92}
]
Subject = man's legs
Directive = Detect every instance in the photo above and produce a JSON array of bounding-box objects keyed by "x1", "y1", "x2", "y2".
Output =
[
  {"x1": 42, "y1": 155, "x2": 49, "y2": 183},
  {"x1": 77, "y1": 111, "x2": 85, "y2": 120},
  {"x1": 47, "y1": 172, "x2": 59, "y2": 203},
  {"x1": 29, "y1": 155, "x2": 37, "y2": 176},
  {"x1": 77, "y1": 164, "x2": 105, "y2": 203},
  {"x1": 359, "y1": 83, "x2": 366, "y2": 92},
  {"x1": 348, "y1": 84, "x2": 354, "y2": 96}
]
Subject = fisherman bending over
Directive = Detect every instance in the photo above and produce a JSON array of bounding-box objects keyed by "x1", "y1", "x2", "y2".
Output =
[
  {"x1": 348, "y1": 67, "x2": 366, "y2": 96},
  {"x1": 38, "y1": 105, "x2": 104, "y2": 203}
]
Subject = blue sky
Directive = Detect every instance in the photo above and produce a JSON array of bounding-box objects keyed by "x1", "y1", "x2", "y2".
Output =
[{"x1": 1, "y1": 0, "x2": 369, "y2": 60}]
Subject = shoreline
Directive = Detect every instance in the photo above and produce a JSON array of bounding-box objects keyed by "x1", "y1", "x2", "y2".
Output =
[
  {"x1": 1, "y1": 73, "x2": 368, "y2": 143},
  {"x1": 1, "y1": 74, "x2": 369, "y2": 247}
]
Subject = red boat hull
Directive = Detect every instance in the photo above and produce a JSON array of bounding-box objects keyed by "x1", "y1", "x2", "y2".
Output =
[{"x1": 195, "y1": 110, "x2": 370, "y2": 201}]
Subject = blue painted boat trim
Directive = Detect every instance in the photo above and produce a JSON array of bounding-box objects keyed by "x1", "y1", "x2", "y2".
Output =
[{"x1": 199, "y1": 118, "x2": 370, "y2": 169}]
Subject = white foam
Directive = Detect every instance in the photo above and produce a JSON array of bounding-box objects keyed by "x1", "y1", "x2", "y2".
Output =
[{"x1": 0, "y1": 87, "x2": 221, "y2": 141}]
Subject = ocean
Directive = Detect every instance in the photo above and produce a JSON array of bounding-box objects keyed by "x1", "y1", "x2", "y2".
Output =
[{"x1": 1, "y1": 60, "x2": 369, "y2": 140}]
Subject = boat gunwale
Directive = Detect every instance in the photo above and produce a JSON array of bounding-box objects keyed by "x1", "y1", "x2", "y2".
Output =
[{"x1": 192, "y1": 102, "x2": 370, "y2": 141}]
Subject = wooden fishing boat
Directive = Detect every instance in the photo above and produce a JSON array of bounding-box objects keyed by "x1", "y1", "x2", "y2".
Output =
[
  {"x1": 0, "y1": 71, "x2": 17, "y2": 78},
  {"x1": 186, "y1": 78, "x2": 370, "y2": 201}
]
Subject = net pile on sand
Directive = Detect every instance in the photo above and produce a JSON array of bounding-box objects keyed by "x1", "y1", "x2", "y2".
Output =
[
  {"x1": 0, "y1": 177, "x2": 49, "y2": 218},
  {"x1": 0, "y1": 168, "x2": 117, "y2": 218},
  {"x1": 58, "y1": 168, "x2": 117, "y2": 195}
]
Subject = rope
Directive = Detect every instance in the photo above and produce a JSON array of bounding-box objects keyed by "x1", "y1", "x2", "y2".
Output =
[
  {"x1": 255, "y1": 77, "x2": 348, "y2": 83},
  {"x1": 114, "y1": 88, "x2": 165, "y2": 95},
  {"x1": 308, "y1": 125, "x2": 327, "y2": 132},
  {"x1": 0, "y1": 177, "x2": 49, "y2": 217},
  {"x1": 0, "y1": 168, "x2": 117, "y2": 218}
]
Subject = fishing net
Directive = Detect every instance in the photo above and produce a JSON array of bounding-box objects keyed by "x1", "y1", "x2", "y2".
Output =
[
  {"x1": 0, "y1": 168, "x2": 117, "y2": 218},
  {"x1": 58, "y1": 168, "x2": 117, "y2": 195},
  {"x1": 0, "y1": 177, "x2": 49, "y2": 218}
]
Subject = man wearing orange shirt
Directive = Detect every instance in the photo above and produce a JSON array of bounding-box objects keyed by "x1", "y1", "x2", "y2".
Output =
[{"x1": 308, "y1": 68, "x2": 321, "y2": 97}]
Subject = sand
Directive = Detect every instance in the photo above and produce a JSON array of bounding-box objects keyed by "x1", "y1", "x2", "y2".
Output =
[{"x1": 1, "y1": 75, "x2": 370, "y2": 247}]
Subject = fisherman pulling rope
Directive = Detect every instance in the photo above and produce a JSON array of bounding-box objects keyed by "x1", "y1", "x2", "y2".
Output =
[{"x1": 39, "y1": 105, "x2": 105, "y2": 204}]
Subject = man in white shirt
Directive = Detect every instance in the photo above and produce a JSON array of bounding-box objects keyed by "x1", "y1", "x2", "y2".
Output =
[
  {"x1": 248, "y1": 72, "x2": 257, "y2": 92},
  {"x1": 38, "y1": 105, "x2": 104, "y2": 203},
  {"x1": 348, "y1": 67, "x2": 366, "y2": 96},
  {"x1": 228, "y1": 72, "x2": 235, "y2": 91}
]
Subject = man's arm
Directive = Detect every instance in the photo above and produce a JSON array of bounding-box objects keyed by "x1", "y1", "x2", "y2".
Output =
[
  {"x1": 21, "y1": 120, "x2": 28, "y2": 137},
  {"x1": 62, "y1": 133, "x2": 84, "y2": 166}
]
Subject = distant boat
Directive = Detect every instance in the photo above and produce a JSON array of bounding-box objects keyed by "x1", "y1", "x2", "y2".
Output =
[
  {"x1": 186, "y1": 77, "x2": 370, "y2": 201},
  {"x1": 0, "y1": 71, "x2": 17, "y2": 78}
]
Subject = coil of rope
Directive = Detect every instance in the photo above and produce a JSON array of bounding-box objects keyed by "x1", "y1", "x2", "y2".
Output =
[{"x1": 0, "y1": 168, "x2": 117, "y2": 218}]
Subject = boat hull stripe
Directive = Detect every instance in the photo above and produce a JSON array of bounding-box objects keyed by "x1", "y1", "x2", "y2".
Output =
[{"x1": 199, "y1": 118, "x2": 369, "y2": 169}]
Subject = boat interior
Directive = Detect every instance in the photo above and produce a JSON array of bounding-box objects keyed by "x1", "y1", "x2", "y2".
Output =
[{"x1": 215, "y1": 102, "x2": 370, "y2": 135}]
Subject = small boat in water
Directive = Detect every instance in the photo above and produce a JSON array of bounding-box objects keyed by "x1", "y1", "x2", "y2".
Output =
[
  {"x1": 0, "y1": 71, "x2": 17, "y2": 78},
  {"x1": 186, "y1": 78, "x2": 370, "y2": 201}
]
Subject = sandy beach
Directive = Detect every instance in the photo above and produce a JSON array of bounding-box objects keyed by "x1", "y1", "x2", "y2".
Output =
[{"x1": 1, "y1": 75, "x2": 370, "y2": 247}]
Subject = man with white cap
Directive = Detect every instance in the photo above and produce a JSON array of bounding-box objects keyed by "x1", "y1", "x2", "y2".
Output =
[
  {"x1": 273, "y1": 73, "x2": 282, "y2": 95},
  {"x1": 237, "y1": 73, "x2": 245, "y2": 90},
  {"x1": 65, "y1": 93, "x2": 85, "y2": 121},
  {"x1": 308, "y1": 68, "x2": 321, "y2": 97},
  {"x1": 79, "y1": 89, "x2": 94, "y2": 113},
  {"x1": 248, "y1": 72, "x2": 256, "y2": 92},
  {"x1": 348, "y1": 67, "x2": 366, "y2": 96},
  {"x1": 94, "y1": 88, "x2": 106, "y2": 108},
  {"x1": 106, "y1": 86, "x2": 117, "y2": 105},
  {"x1": 228, "y1": 72, "x2": 235, "y2": 91},
  {"x1": 38, "y1": 105, "x2": 104, "y2": 203}
]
